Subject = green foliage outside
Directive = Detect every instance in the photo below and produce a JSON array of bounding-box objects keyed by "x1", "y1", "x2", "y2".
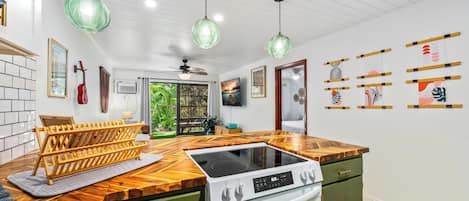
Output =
[{"x1": 150, "y1": 83, "x2": 177, "y2": 132}]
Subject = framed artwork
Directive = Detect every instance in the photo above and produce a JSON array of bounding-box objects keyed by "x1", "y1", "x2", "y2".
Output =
[
  {"x1": 0, "y1": 0, "x2": 6, "y2": 26},
  {"x1": 47, "y1": 38, "x2": 68, "y2": 98},
  {"x1": 251, "y1": 65, "x2": 266, "y2": 98},
  {"x1": 100, "y1": 66, "x2": 111, "y2": 113}
]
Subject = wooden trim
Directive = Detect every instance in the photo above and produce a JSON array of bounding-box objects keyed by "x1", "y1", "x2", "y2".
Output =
[
  {"x1": 324, "y1": 87, "x2": 350, "y2": 91},
  {"x1": 405, "y1": 75, "x2": 461, "y2": 84},
  {"x1": 406, "y1": 61, "x2": 462, "y2": 73},
  {"x1": 325, "y1": 106, "x2": 350, "y2": 110},
  {"x1": 324, "y1": 58, "x2": 349, "y2": 66},
  {"x1": 405, "y1": 32, "x2": 461, "y2": 47},
  {"x1": 407, "y1": 104, "x2": 463, "y2": 109},
  {"x1": 356, "y1": 82, "x2": 392, "y2": 88},
  {"x1": 357, "y1": 105, "x2": 393, "y2": 109},
  {"x1": 356, "y1": 48, "x2": 392, "y2": 59},
  {"x1": 275, "y1": 59, "x2": 307, "y2": 135},
  {"x1": 0, "y1": 37, "x2": 37, "y2": 57},
  {"x1": 324, "y1": 77, "x2": 349, "y2": 83},
  {"x1": 356, "y1": 72, "x2": 392, "y2": 79}
]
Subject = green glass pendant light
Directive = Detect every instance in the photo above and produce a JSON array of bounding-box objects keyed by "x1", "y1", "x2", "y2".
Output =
[
  {"x1": 268, "y1": 0, "x2": 291, "y2": 59},
  {"x1": 192, "y1": 0, "x2": 220, "y2": 49},
  {"x1": 64, "y1": 0, "x2": 111, "y2": 33}
]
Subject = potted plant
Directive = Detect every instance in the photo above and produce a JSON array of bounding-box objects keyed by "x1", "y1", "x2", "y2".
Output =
[{"x1": 203, "y1": 116, "x2": 218, "y2": 134}]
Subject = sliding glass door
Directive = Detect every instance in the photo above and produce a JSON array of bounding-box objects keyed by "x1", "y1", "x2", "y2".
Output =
[
  {"x1": 150, "y1": 82, "x2": 208, "y2": 137},
  {"x1": 150, "y1": 82, "x2": 177, "y2": 137}
]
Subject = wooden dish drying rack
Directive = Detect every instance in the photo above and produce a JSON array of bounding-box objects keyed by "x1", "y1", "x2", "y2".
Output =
[{"x1": 31, "y1": 120, "x2": 146, "y2": 185}]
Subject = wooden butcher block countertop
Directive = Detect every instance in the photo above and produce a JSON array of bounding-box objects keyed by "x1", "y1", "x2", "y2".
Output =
[{"x1": 0, "y1": 131, "x2": 369, "y2": 201}]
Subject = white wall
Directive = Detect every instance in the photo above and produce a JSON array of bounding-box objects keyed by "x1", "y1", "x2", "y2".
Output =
[
  {"x1": 0, "y1": 0, "x2": 39, "y2": 53},
  {"x1": 36, "y1": 0, "x2": 113, "y2": 123},
  {"x1": 219, "y1": 0, "x2": 469, "y2": 200}
]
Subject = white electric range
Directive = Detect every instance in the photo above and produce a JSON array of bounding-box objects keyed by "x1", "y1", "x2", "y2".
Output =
[{"x1": 185, "y1": 143, "x2": 323, "y2": 201}]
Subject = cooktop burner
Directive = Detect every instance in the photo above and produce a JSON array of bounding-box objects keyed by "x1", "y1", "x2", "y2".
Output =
[{"x1": 190, "y1": 146, "x2": 307, "y2": 178}]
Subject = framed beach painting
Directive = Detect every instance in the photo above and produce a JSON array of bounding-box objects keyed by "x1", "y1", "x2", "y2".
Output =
[
  {"x1": 251, "y1": 65, "x2": 266, "y2": 98},
  {"x1": 47, "y1": 38, "x2": 68, "y2": 98}
]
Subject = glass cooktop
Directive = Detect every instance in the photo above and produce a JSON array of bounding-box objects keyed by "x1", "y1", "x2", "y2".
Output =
[{"x1": 190, "y1": 146, "x2": 307, "y2": 178}]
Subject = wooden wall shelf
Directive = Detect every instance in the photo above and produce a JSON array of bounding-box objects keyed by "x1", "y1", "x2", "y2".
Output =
[
  {"x1": 0, "y1": 37, "x2": 37, "y2": 57},
  {"x1": 325, "y1": 106, "x2": 351, "y2": 110},
  {"x1": 356, "y1": 48, "x2": 392, "y2": 59},
  {"x1": 356, "y1": 82, "x2": 392, "y2": 88},
  {"x1": 405, "y1": 75, "x2": 461, "y2": 84},
  {"x1": 356, "y1": 72, "x2": 392, "y2": 79},
  {"x1": 406, "y1": 61, "x2": 462, "y2": 73},
  {"x1": 324, "y1": 77, "x2": 350, "y2": 83},
  {"x1": 324, "y1": 87, "x2": 350, "y2": 91},
  {"x1": 324, "y1": 58, "x2": 349, "y2": 66},
  {"x1": 406, "y1": 32, "x2": 461, "y2": 47},
  {"x1": 408, "y1": 104, "x2": 463, "y2": 109},
  {"x1": 357, "y1": 105, "x2": 393, "y2": 109}
]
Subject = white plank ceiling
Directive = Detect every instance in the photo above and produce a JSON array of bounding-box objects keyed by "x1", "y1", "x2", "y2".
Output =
[{"x1": 91, "y1": 0, "x2": 422, "y2": 73}]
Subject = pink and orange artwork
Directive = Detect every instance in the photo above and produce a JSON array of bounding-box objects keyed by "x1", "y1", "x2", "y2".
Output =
[
  {"x1": 365, "y1": 86, "x2": 383, "y2": 106},
  {"x1": 418, "y1": 81, "x2": 447, "y2": 105},
  {"x1": 422, "y1": 43, "x2": 441, "y2": 64},
  {"x1": 331, "y1": 90, "x2": 342, "y2": 105}
]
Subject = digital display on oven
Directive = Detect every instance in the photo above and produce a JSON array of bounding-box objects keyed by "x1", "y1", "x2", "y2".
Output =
[{"x1": 253, "y1": 171, "x2": 294, "y2": 193}]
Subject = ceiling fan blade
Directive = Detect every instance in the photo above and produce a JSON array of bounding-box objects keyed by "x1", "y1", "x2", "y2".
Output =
[
  {"x1": 152, "y1": 70, "x2": 181, "y2": 74},
  {"x1": 168, "y1": 67, "x2": 182, "y2": 70},
  {"x1": 188, "y1": 66, "x2": 206, "y2": 72},
  {"x1": 190, "y1": 71, "x2": 208, "y2": 76}
]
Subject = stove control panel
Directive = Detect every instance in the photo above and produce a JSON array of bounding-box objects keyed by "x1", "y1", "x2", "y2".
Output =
[{"x1": 253, "y1": 171, "x2": 293, "y2": 193}]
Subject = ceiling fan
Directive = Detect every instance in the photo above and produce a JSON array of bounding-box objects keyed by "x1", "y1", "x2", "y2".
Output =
[{"x1": 169, "y1": 59, "x2": 208, "y2": 80}]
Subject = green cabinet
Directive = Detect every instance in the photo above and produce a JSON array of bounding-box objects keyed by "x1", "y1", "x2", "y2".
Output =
[
  {"x1": 321, "y1": 157, "x2": 363, "y2": 201},
  {"x1": 322, "y1": 176, "x2": 362, "y2": 201},
  {"x1": 152, "y1": 191, "x2": 200, "y2": 201}
]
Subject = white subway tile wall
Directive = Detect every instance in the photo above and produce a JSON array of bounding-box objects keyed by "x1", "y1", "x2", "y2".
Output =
[{"x1": 0, "y1": 55, "x2": 37, "y2": 165}]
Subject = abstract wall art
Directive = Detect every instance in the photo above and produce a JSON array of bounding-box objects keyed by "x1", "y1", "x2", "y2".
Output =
[
  {"x1": 365, "y1": 86, "x2": 383, "y2": 106},
  {"x1": 405, "y1": 32, "x2": 463, "y2": 109},
  {"x1": 323, "y1": 58, "x2": 351, "y2": 110},
  {"x1": 418, "y1": 81, "x2": 446, "y2": 105},
  {"x1": 355, "y1": 48, "x2": 393, "y2": 110},
  {"x1": 324, "y1": 58, "x2": 350, "y2": 83},
  {"x1": 331, "y1": 90, "x2": 342, "y2": 105}
]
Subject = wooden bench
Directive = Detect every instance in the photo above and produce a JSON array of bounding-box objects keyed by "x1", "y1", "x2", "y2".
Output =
[{"x1": 31, "y1": 121, "x2": 146, "y2": 185}]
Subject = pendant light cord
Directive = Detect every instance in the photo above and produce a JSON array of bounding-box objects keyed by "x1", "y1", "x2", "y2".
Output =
[
  {"x1": 278, "y1": 1, "x2": 282, "y2": 34},
  {"x1": 205, "y1": 0, "x2": 208, "y2": 18}
]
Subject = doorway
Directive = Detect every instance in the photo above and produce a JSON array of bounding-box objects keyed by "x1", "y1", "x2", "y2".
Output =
[
  {"x1": 150, "y1": 82, "x2": 208, "y2": 137},
  {"x1": 275, "y1": 59, "x2": 307, "y2": 135}
]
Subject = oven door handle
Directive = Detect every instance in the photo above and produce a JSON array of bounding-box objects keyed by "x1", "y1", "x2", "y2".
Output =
[{"x1": 290, "y1": 185, "x2": 321, "y2": 201}]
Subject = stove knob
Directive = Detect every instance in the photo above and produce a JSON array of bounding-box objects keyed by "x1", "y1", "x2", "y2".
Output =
[
  {"x1": 308, "y1": 170, "x2": 316, "y2": 182},
  {"x1": 222, "y1": 188, "x2": 231, "y2": 201},
  {"x1": 300, "y1": 171, "x2": 308, "y2": 184},
  {"x1": 234, "y1": 185, "x2": 243, "y2": 201}
]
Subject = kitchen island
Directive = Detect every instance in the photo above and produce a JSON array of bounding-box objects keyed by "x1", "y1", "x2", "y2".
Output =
[{"x1": 0, "y1": 131, "x2": 369, "y2": 201}]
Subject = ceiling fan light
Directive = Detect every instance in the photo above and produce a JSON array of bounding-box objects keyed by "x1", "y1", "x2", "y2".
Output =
[
  {"x1": 292, "y1": 74, "x2": 300, "y2": 80},
  {"x1": 192, "y1": 17, "x2": 220, "y2": 49},
  {"x1": 64, "y1": 0, "x2": 111, "y2": 33},
  {"x1": 178, "y1": 73, "x2": 192, "y2": 80},
  {"x1": 268, "y1": 33, "x2": 291, "y2": 59}
]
